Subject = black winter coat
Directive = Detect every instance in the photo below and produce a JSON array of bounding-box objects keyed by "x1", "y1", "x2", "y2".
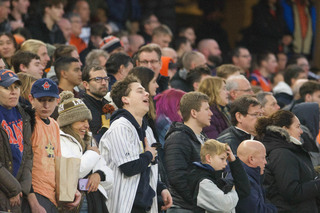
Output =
[
  {"x1": 217, "y1": 126, "x2": 252, "y2": 154},
  {"x1": 164, "y1": 122, "x2": 207, "y2": 210},
  {"x1": 262, "y1": 126, "x2": 320, "y2": 213}
]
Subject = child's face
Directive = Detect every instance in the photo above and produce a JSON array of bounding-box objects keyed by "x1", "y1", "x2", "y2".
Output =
[
  {"x1": 208, "y1": 152, "x2": 228, "y2": 171},
  {"x1": 30, "y1": 96, "x2": 59, "y2": 119}
]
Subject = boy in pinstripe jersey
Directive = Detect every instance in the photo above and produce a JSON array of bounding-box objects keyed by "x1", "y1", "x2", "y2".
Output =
[{"x1": 100, "y1": 75, "x2": 172, "y2": 213}]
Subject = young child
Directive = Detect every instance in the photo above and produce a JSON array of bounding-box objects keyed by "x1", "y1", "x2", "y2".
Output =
[
  {"x1": 188, "y1": 139, "x2": 250, "y2": 213},
  {"x1": 26, "y1": 78, "x2": 80, "y2": 212}
]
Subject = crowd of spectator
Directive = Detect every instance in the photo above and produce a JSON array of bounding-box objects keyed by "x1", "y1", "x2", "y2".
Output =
[{"x1": 1, "y1": 0, "x2": 320, "y2": 212}]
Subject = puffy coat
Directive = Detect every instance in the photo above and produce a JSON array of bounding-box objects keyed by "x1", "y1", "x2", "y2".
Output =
[
  {"x1": 60, "y1": 130, "x2": 113, "y2": 200},
  {"x1": 164, "y1": 122, "x2": 207, "y2": 210}
]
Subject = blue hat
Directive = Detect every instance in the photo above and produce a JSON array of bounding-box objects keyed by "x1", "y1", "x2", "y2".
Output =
[
  {"x1": 0, "y1": 69, "x2": 21, "y2": 87},
  {"x1": 31, "y1": 78, "x2": 59, "y2": 98}
]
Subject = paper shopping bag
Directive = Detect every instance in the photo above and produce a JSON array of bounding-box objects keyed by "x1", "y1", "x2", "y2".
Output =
[{"x1": 55, "y1": 156, "x2": 81, "y2": 202}]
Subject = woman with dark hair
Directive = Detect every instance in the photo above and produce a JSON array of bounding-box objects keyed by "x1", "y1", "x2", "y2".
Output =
[
  {"x1": 198, "y1": 76, "x2": 230, "y2": 139},
  {"x1": 0, "y1": 33, "x2": 18, "y2": 69},
  {"x1": 255, "y1": 110, "x2": 320, "y2": 212}
]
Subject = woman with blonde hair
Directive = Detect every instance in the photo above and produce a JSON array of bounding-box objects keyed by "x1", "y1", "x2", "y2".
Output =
[
  {"x1": 198, "y1": 76, "x2": 231, "y2": 139},
  {"x1": 17, "y1": 73, "x2": 37, "y2": 107}
]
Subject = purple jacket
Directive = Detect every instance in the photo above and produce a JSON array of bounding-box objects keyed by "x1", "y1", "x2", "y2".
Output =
[{"x1": 203, "y1": 105, "x2": 230, "y2": 139}]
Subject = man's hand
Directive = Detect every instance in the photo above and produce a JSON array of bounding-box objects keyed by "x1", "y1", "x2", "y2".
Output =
[
  {"x1": 64, "y1": 190, "x2": 81, "y2": 210},
  {"x1": 87, "y1": 173, "x2": 101, "y2": 193},
  {"x1": 226, "y1": 145, "x2": 236, "y2": 162},
  {"x1": 144, "y1": 137, "x2": 157, "y2": 161},
  {"x1": 161, "y1": 189, "x2": 173, "y2": 210},
  {"x1": 27, "y1": 193, "x2": 47, "y2": 213},
  {"x1": 9, "y1": 192, "x2": 22, "y2": 207}
]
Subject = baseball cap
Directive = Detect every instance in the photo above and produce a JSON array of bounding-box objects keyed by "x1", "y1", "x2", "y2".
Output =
[
  {"x1": 0, "y1": 69, "x2": 21, "y2": 87},
  {"x1": 31, "y1": 78, "x2": 59, "y2": 98}
]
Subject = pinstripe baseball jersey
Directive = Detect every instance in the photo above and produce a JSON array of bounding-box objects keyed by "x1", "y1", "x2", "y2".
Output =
[{"x1": 100, "y1": 117, "x2": 159, "y2": 213}]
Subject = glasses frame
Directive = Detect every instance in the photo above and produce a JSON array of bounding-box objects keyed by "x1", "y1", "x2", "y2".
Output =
[{"x1": 88, "y1": 76, "x2": 110, "y2": 83}]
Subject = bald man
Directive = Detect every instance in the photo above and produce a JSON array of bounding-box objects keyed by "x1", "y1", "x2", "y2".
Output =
[
  {"x1": 170, "y1": 51, "x2": 206, "y2": 92},
  {"x1": 197, "y1": 39, "x2": 222, "y2": 71},
  {"x1": 233, "y1": 140, "x2": 277, "y2": 213}
]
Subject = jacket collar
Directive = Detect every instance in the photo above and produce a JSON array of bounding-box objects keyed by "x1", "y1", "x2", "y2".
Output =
[
  {"x1": 241, "y1": 161, "x2": 262, "y2": 183},
  {"x1": 166, "y1": 121, "x2": 207, "y2": 143}
]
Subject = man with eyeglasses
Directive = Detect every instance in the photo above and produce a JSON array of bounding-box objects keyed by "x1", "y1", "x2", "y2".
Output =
[
  {"x1": 136, "y1": 43, "x2": 169, "y2": 93},
  {"x1": 226, "y1": 75, "x2": 254, "y2": 103},
  {"x1": 217, "y1": 95, "x2": 262, "y2": 154},
  {"x1": 82, "y1": 64, "x2": 110, "y2": 143}
]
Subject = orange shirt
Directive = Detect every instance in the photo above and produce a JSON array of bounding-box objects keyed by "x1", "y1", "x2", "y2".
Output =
[
  {"x1": 69, "y1": 34, "x2": 87, "y2": 53},
  {"x1": 31, "y1": 116, "x2": 61, "y2": 206},
  {"x1": 296, "y1": 0, "x2": 308, "y2": 39}
]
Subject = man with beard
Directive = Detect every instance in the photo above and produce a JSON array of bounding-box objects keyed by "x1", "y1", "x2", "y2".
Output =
[
  {"x1": 197, "y1": 39, "x2": 222, "y2": 74},
  {"x1": 82, "y1": 64, "x2": 110, "y2": 143}
]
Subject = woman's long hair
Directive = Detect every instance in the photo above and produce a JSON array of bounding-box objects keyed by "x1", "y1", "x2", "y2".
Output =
[
  {"x1": 17, "y1": 73, "x2": 37, "y2": 100},
  {"x1": 60, "y1": 125, "x2": 91, "y2": 152},
  {"x1": 198, "y1": 76, "x2": 226, "y2": 107}
]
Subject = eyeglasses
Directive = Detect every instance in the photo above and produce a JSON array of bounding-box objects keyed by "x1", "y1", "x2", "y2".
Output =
[
  {"x1": 247, "y1": 113, "x2": 263, "y2": 118},
  {"x1": 138, "y1": 60, "x2": 159, "y2": 66},
  {"x1": 88, "y1": 76, "x2": 110, "y2": 83},
  {"x1": 239, "y1": 55, "x2": 251, "y2": 58},
  {"x1": 235, "y1": 88, "x2": 253, "y2": 93}
]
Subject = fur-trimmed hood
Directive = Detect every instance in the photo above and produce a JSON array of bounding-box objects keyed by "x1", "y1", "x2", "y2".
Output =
[
  {"x1": 266, "y1": 125, "x2": 290, "y2": 142},
  {"x1": 262, "y1": 125, "x2": 302, "y2": 155}
]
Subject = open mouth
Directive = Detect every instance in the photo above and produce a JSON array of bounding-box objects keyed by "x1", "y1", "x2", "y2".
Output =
[{"x1": 143, "y1": 99, "x2": 149, "y2": 103}]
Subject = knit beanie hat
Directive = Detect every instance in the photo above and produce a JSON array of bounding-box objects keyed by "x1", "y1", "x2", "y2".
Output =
[
  {"x1": 57, "y1": 91, "x2": 92, "y2": 127},
  {"x1": 99, "y1": 36, "x2": 123, "y2": 53}
]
